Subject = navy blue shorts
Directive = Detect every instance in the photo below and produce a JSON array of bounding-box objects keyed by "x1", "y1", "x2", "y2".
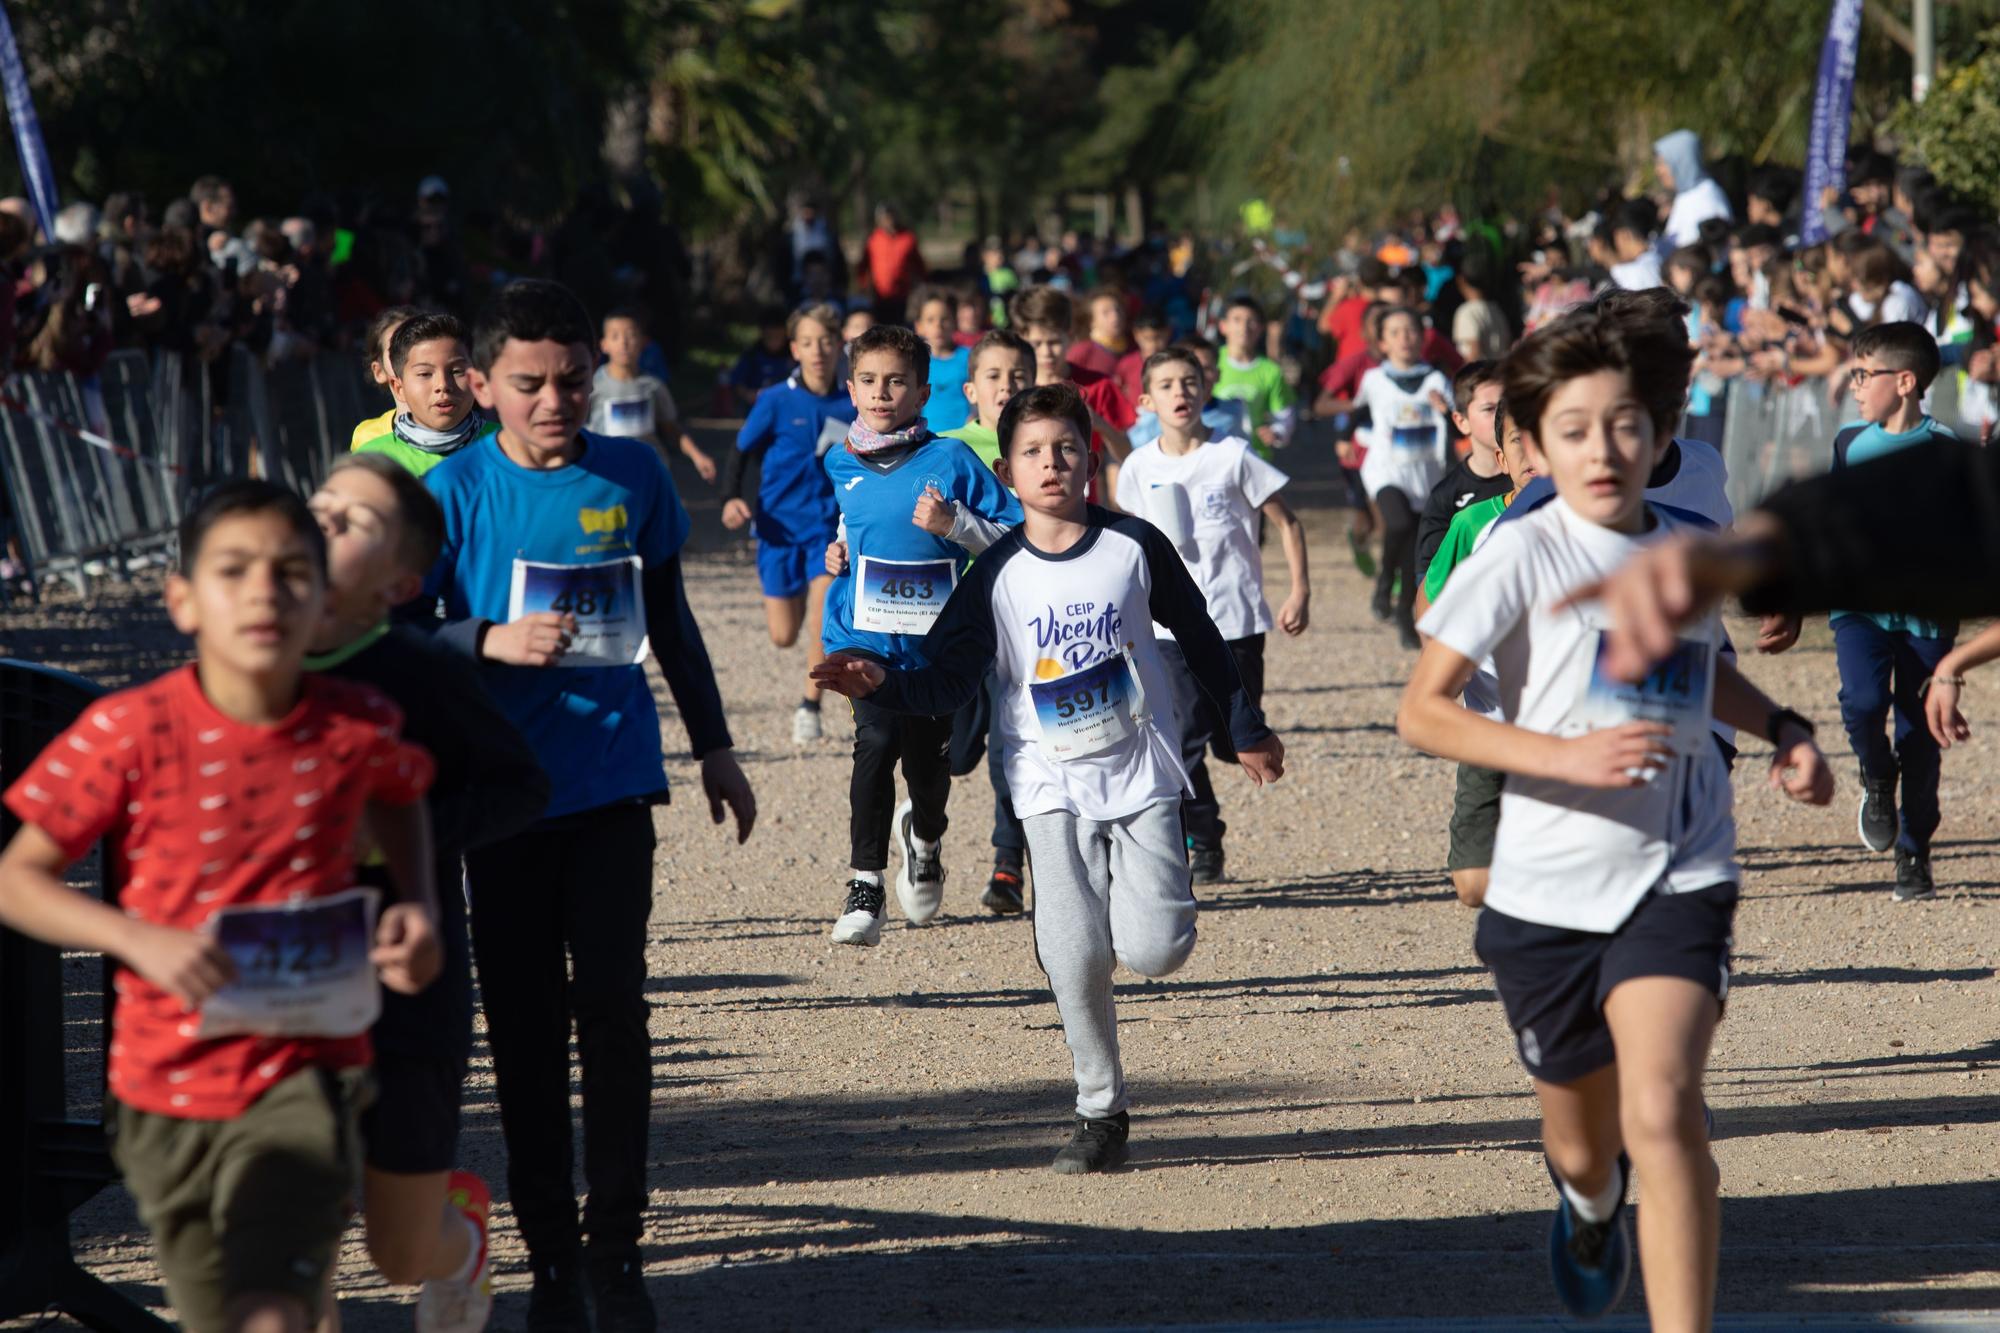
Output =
[{"x1": 1475, "y1": 883, "x2": 1738, "y2": 1085}]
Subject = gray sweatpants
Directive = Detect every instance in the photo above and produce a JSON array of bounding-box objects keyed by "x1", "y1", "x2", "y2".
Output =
[{"x1": 1022, "y1": 800, "x2": 1199, "y2": 1119}]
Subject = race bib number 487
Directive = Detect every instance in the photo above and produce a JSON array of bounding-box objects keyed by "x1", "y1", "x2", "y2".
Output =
[{"x1": 508, "y1": 556, "x2": 649, "y2": 667}]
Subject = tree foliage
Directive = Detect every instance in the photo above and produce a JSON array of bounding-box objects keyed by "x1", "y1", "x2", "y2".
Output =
[{"x1": 1890, "y1": 25, "x2": 2000, "y2": 213}]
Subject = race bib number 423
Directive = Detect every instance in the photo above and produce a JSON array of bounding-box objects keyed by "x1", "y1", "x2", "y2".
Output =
[
  {"x1": 854, "y1": 555, "x2": 956, "y2": 634},
  {"x1": 198, "y1": 888, "x2": 381, "y2": 1039},
  {"x1": 508, "y1": 556, "x2": 648, "y2": 667}
]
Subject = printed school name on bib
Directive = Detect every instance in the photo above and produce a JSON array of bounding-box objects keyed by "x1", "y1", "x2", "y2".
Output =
[
  {"x1": 198, "y1": 888, "x2": 381, "y2": 1039},
  {"x1": 1028, "y1": 646, "x2": 1147, "y2": 761},
  {"x1": 508, "y1": 555, "x2": 649, "y2": 667}
]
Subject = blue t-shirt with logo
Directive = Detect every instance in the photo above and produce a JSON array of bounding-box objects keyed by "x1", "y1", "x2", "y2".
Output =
[
  {"x1": 424, "y1": 431, "x2": 690, "y2": 818},
  {"x1": 734, "y1": 376, "x2": 851, "y2": 548},
  {"x1": 822, "y1": 436, "x2": 1021, "y2": 668},
  {"x1": 921, "y1": 345, "x2": 972, "y2": 433}
]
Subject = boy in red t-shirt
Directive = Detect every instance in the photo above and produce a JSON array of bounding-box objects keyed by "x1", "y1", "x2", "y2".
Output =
[
  {"x1": 0, "y1": 480, "x2": 440, "y2": 1333},
  {"x1": 1011, "y1": 284, "x2": 1134, "y2": 501},
  {"x1": 1315, "y1": 301, "x2": 1392, "y2": 568}
]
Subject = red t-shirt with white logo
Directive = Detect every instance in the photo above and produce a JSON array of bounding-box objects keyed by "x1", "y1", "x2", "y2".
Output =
[{"x1": 3, "y1": 665, "x2": 434, "y2": 1119}]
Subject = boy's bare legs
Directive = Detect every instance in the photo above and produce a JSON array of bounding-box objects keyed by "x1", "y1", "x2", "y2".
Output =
[
  {"x1": 1534, "y1": 1064, "x2": 1622, "y2": 1207},
  {"x1": 1604, "y1": 976, "x2": 1722, "y2": 1333},
  {"x1": 237, "y1": 1291, "x2": 311, "y2": 1333},
  {"x1": 762, "y1": 593, "x2": 806, "y2": 648},
  {"x1": 360, "y1": 1168, "x2": 470, "y2": 1286}
]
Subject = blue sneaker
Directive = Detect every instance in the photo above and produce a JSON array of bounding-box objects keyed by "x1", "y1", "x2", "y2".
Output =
[{"x1": 1546, "y1": 1152, "x2": 1632, "y2": 1319}]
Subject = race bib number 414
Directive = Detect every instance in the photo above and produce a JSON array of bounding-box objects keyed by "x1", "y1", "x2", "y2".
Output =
[
  {"x1": 198, "y1": 888, "x2": 381, "y2": 1039},
  {"x1": 854, "y1": 555, "x2": 956, "y2": 634},
  {"x1": 508, "y1": 556, "x2": 648, "y2": 667}
]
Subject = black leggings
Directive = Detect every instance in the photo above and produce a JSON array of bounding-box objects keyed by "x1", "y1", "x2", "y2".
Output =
[
  {"x1": 1375, "y1": 485, "x2": 1419, "y2": 618},
  {"x1": 850, "y1": 695, "x2": 952, "y2": 869}
]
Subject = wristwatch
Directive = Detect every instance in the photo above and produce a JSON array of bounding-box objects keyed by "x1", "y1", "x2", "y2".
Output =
[{"x1": 1767, "y1": 707, "x2": 1815, "y2": 745}]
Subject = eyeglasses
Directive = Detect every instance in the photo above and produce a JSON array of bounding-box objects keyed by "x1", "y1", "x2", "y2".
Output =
[{"x1": 1849, "y1": 367, "x2": 1899, "y2": 387}]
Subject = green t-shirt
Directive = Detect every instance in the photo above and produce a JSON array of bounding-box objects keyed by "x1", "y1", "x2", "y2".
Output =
[
  {"x1": 1422, "y1": 492, "x2": 1511, "y2": 604},
  {"x1": 353, "y1": 420, "x2": 499, "y2": 478},
  {"x1": 942, "y1": 422, "x2": 1001, "y2": 471},
  {"x1": 1213, "y1": 355, "x2": 1295, "y2": 428}
]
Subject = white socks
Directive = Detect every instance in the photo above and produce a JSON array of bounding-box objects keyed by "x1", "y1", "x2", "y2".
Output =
[
  {"x1": 912, "y1": 835, "x2": 940, "y2": 858},
  {"x1": 852, "y1": 869, "x2": 883, "y2": 887},
  {"x1": 1560, "y1": 1160, "x2": 1625, "y2": 1224}
]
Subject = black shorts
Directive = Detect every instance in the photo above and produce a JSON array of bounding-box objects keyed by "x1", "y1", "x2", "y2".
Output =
[
  {"x1": 1446, "y1": 763, "x2": 1504, "y2": 872},
  {"x1": 359, "y1": 1050, "x2": 465, "y2": 1174},
  {"x1": 1475, "y1": 883, "x2": 1738, "y2": 1085}
]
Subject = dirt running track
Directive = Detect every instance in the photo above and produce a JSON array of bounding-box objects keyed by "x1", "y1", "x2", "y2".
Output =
[{"x1": 3, "y1": 430, "x2": 1997, "y2": 1331}]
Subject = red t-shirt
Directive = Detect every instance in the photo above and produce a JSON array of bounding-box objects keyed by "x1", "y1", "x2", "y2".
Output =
[
  {"x1": 4, "y1": 666, "x2": 434, "y2": 1119},
  {"x1": 1318, "y1": 350, "x2": 1379, "y2": 401},
  {"x1": 1064, "y1": 365, "x2": 1136, "y2": 502},
  {"x1": 1325, "y1": 296, "x2": 1371, "y2": 361},
  {"x1": 1422, "y1": 327, "x2": 1465, "y2": 375},
  {"x1": 864, "y1": 228, "x2": 926, "y2": 304}
]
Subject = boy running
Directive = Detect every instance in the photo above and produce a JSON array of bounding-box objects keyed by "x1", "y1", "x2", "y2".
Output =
[
  {"x1": 912, "y1": 285, "x2": 973, "y2": 433},
  {"x1": 423, "y1": 279, "x2": 754, "y2": 1333},
  {"x1": 1399, "y1": 308, "x2": 1833, "y2": 1328},
  {"x1": 1129, "y1": 335, "x2": 1248, "y2": 448},
  {"x1": 1116, "y1": 346, "x2": 1308, "y2": 884},
  {"x1": 1415, "y1": 360, "x2": 1511, "y2": 577},
  {"x1": 354, "y1": 313, "x2": 496, "y2": 478},
  {"x1": 1212, "y1": 297, "x2": 1297, "y2": 458},
  {"x1": 814, "y1": 382, "x2": 1284, "y2": 1172},
  {"x1": 587, "y1": 306, "x2": 718, "y2": 483},
  {"x1": 1357, "y1": 307, "x2": 1453, "y2": 649},
  {"x1": 0, "y1": 481, "x2": 441, "y2": 1333},
  {"x1": 724, "y1": 302, "x2": 852, "y2": 743},
  {"x1": 820, "y1": 324, "x2": 1020, "y2": 945},
  {"x1": 1827, "y1": 322, "x2": 1962, "y2": 900},
  {"x1": 1010, "y1": 285, "x2": 1134, "y2": 498},
  {"x1": 307, "y1": 453, "x2": 550, "y2": 1332}
]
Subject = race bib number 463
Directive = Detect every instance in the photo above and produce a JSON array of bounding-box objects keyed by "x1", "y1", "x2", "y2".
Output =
[
  {"x1": 854, "y1": 555, "x2": 956, "y2": 634},
  {"x1": 508, "y1": 556, "x2": 648, "y2": 667},
  {"x1": 198, "y1": 888, "x2": 381, "y2": 1039}
]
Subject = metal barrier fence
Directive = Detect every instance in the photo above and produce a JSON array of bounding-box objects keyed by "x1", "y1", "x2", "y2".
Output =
[
  {"x1": 0, "y1": 347, "x2": 386, "y2": 602},
  {"x1": 0, "y1": 659, "x2": 169, "y2": 1331}
]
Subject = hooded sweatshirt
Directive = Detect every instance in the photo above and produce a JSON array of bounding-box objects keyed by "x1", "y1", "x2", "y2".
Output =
[{"x1": 1656, "y1": 130, "x2": 1733, "y2": 248}]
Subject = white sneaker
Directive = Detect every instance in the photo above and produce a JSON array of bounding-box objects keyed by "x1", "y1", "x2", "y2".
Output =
[
  {"x1": 830, "y1": 878, "x2": 885, "y2": 946},
  {"x1": 792, "y1": 703, "x2": 822, "y2": 744},
  {"x1": 892, "y1": 799, "x2": 945, "y2": 925},
  {"x1": 416, "y1": 1173, "x2": 493, "y2": 1333}
]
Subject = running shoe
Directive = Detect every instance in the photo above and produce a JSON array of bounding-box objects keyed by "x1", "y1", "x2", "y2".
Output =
[
  {"x1": 831, "y1": 879, "x2": 886, "y2": 946},
  {"x1": 1397, "y1": 616, "x2": 1422, "y2": 651},
  {"x1": 1858, "y1": 772, "x2": 1897, "y2": 853},
  {"x1": 1189, "y1": 845, "x2": 1225, "y2": 885},
  {"x1": 1370, "y1": 588, "x2": 1393, "y2": 623},
  {"x1": 892, "y1": 798, "x2": 945, "y2": 924},
  {"x1": 1545, "y1": 1152, "x2": 1632, "y2": 1319},
  {"x1": 1051, "y1": 1111, "x2": 1129, "y2": 1175},
  {"x1": 791, "y1": 702, "x2": 822, "y2": 744},
  {"x1": 982, "y1": 856, "x2": 1026, "y2": 915},
  {"x1": 585, "y1": 1248, "x2": 657, "y2": 1333},
  {"x1": 524, "y1": 1256, "x2": 588, "y2": 1333},
  {"x1": 1347, "y1": 529, "x2": 1377, "y2": 577},
  {"x1": 1893, "y1": 847, "x2": 1935, "y2": 902},
  {"x1": 416, "y1": 1172, "x2": 493, "y2": 1333}
]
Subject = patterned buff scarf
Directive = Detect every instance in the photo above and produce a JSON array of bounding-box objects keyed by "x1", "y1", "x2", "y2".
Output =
[
  {"x1": 846, "y1": 419, "x2": 931, "y2": 456},
  {"x1": 394, "y1": 407, "x2": 486, "y2": 455}
]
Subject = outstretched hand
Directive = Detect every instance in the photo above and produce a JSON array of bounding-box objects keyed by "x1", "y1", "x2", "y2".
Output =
[
  {"x1": 809, "y1": 653, "x2": 886, "y2": 700},
  {"x1": 1557, "y1": 536, "x2": 1712, "y2": 683}
]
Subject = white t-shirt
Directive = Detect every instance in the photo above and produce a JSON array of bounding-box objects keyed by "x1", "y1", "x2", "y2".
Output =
[
  {"x1": 1114, "y1": 435, "x2": 1288, "y2": 641},
  {"x1": 1356, "y1": 364, "x2": 1452, "y2": 501},
  {"x1": 1663, "y1": 179, "x2": 1732, "y2": 248},
  {"x1": 1418, "y1": 499, "x2": 1738, "y2": 933},
  {"x1": 586, "y1": 367, "x2": 679, "y2": 446},
  {"x1": 1610, "y1": 252, "x2": 1665, "y2": 291}
]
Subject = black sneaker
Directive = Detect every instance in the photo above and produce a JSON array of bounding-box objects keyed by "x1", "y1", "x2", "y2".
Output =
[
  {"x1": 1189, "y1": 845, "x2": 1225, "y2": 885},
  {"x1": 586, "y1": 1249, "x2": 657, "y2": 1333},
  {"x1": 1893, "y1": 847, "x2": 1935, "y2": 901},
  {"x1": 1051, "y1": 1111, "x2": 1129, "y2": 1174},
  {"x1": 1396, "y1": 615, "x2": 1422, "y2": 651},
  {"x1": 1858, "y1": 773, "x2": 1898, "y2": 853},
  {"x1": 982, "y1": 857, "x2": 1025, "y2": 915},
  {"x1": 830, "y1": 878, "x2": 887, "y2": 946},
  {"x1": 526, "y1": 1257, "x2": 589, "y2": 1333},
  {"x1": 1370, "y1": 588, "x2": 1393, "y2": 622}
]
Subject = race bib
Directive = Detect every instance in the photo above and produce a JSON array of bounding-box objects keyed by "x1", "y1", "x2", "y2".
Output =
[
  {"x1": 854, "y1": 555, "x2": 956, "y2": 634},
  {"x1": 1390, "y1": 402, "x2": 1435, "y2": 450},
  {"x1": 816, "y1": 416, "x2": 850, "y2": 458},
  {"x1": 1029, "y1": 648, "x2": 1146, "y2": 761},
  {"x1": 508, "y1": 556, "x2": 648, "y2": 667},
  {"x1": 198, "y1": 888, "x2": 381, "y2": 1039},
  {"x1": 1575, "y1": 634, "x2": 1714, "y2": 780},
  {"x1": 602, "y1": 395, "x2": 656, "y2": 439}
]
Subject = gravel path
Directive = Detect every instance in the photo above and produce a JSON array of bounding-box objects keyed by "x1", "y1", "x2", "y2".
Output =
[{"x1": 4, "y1": 433, "x2": 1997, "y2": 1330}]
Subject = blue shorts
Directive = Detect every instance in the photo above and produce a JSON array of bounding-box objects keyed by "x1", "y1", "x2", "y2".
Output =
[{"x1": 756, "y1": 538, "x2": 825, "y2": 599}]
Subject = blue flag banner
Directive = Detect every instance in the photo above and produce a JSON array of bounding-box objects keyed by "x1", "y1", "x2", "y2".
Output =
[
  {"x1": 1801, "y1": 0, "x2": 1865, "y2": 248},
  {"x1": 0, "y1": 4, "x2": 55, "y2": 241}
]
